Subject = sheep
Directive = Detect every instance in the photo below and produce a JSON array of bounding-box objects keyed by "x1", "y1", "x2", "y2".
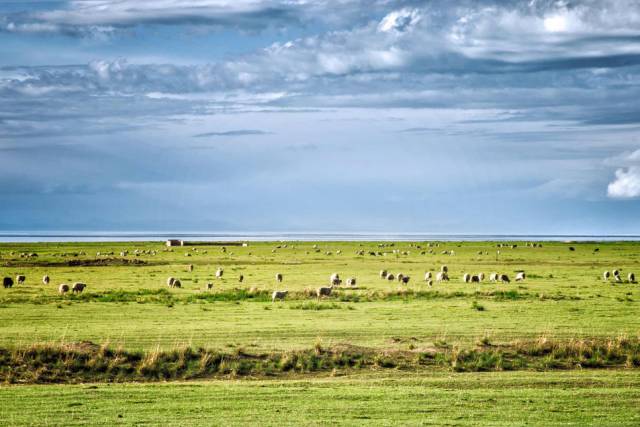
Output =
[
  {"x1": 272, "y1": 290, "x2": 288, "y2": 302},
  {"x1": 441, "y1": 265, "x2": 448, "y2": 273},
  {"x1": 239, "y1": 274, "x2": 244, "y2": 283},
  {"x1": 628, "y1": 273, "x2": 636, "y2": 283},
  {"x1": 58, "y1": 284, "x2": 70, "y2": 294},
  {"x1": 173, "y1": 279, "x2": 182, "y2": 288},
  {"x1": 380, "y1": 270, "x2": 388, "y2": 279},
  {"x1": 603, "y1": 271, "x2": 610, "y2": 281},
  {"x1": 471, "y1": 275, "x2": 480, "y2": 283},
  {"x1": 499, "y1": 274, "x2": 510, "y2": 283},
  {"x1": 216, "y1": 268, "x2": 224, "y2": 279},
  {"x1": 187, "y1": 264, "x2": 194, "y2": 272},
  {"x1": 72, "y1": 282, "x2": 86, "y2": 293},
  {"x1": 478, "y1": 273, "x2": 485, "y2": 281},
  {"x1": 316, "y1": 286, "x2": 333, "y2": 298},
  {"x1": 515, "y1": 272, "x2": 526, "y2": 281},
  {"x1": 386, "y1": 273, "x2": 395, "y2": 281},
  {"x1": 346, "y1": 277, "x2": 357, "y2": 287},
  {"x1": 436, "y1": 272, "x2": 449, "y2": 282},
  {"x1": 330, "y1": 273, "x2": 342, "y2": 286},
  {"x1": 207, "y1": 282, "x2": 214, "y2": 290},
  {"x1": 424, "y1": 271, "x2": 432, "y2": 281},
  {"x1": 275, "y1": 273, "x2": 283, "y2": 283},
  {"x1": 397, "y1": 273, "x2": 404, "y2": 282},
  {"x1": 167, "y1": 277, "x2": 176, "y2": 287},
  {"x1": 16, "y1": 275, "x2": 25, "y2": 285},
  {"x1": 462, "y1": 273, "x2": 471, "y2": 283},
  {"x1": 42, "y1": 275, "x2": 50, "y2": 285},
  {"x1": 426, "y1": 279, "x2": 433, "y2": 287},
  {"x1": 489, "y1": 272, "x2": 498, "y2": 282},
  {"x1": 614, "y1": 274, "x2": 622, "y2": 283},
  {"x1": 613, "y1": 269, "x2": 620, "y2": 277},
  {"x1": 401, "y1": 276, "x2": 410, "y2": 285},
  {"x1": 3, "y1": 277, "x2": 13, "y2": 288}
]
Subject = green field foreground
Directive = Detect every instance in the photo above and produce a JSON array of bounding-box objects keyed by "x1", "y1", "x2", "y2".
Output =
[
  {"x1": 1, "y1": 240, "x2": 640, "y2": 425},
  {"x1": 2, "y1": 371, "x2": 640, "y2": 426}
]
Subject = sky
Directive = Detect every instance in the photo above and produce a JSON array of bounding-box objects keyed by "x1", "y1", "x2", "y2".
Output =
[{"x1": 1, "y1": 0, "x2": 640, "y2": 234}]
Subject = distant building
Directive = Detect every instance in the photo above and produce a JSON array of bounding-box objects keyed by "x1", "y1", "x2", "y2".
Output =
[{"x1": 166, "y1": 239, "x2": 183, "y2": 247}]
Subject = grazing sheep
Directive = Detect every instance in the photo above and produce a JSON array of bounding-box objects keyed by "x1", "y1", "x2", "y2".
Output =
[
  {"x1": 499, "y1": 274, "x2": 510, "y2": 283},
  {"x1": 3, "y1": 277, "x2": 13, "y2": 288},
  {"x1": 478, "y1": 273, "x2": 485, "y2": 281},
  {"x1": 386, "y1": 273, "x2": 395, "y2": 281},
  {"x1": 515, "y1": 272, "x2": 526, "y2": 281},
  {"x1": 436, "y1": 272, "x2": 449, "y2": 282},
  {"x1": 397, "y1": 273, "x2": 404, "y2": 282},
  {"x1": 239, "y1": 274, "x2": 244, "y2": 283},
  {"x1": 424, "y1": 271, "x2": 432, "y2": 281},
  {"x1": 489, "y1": 272, "x2": 498, "y2": 282},
  {"x1": 167, "y1": 277, "x2": 176, "y2": 287},
  {"x1": 173, "y1": 279, "x2": 182, "y2": 288},
  {"x1": 187, "y1": 264, "x2": 193, "y2": 272},
  {"x1": 569, "y1": 247, "x2": 575, "y2": 251},
  {"x1": 207, "y1": 282, "x2": 213, "y2": 290},
  {"x1": 317, "y1": 286, "x2": 333, "y2": 298},
  {"x1": 275, "y1": 273, "x2": 283, "y2": 283},
  {"x1": 441, "y1": 265, "x2": 448, "y2": 273},
  {"x1": 346, "y1": 277, "x2": 357, "y2": 287},
  {"x1": 462, "y1": 273, "x2": 471, "y2": 283},
  {"x1": 330, "y1": 273, "x2": 342, "y2": 286},
  {"x1": 72, "y1": 282, "x2": 86, "y2": 293},
  {"x1": 401, "y1": 276, "x2": 410, "y2": 285},
  {"x1": 380, "y1": 270, "x2": 388, "y2": 279},
  {"x1": 42, "y1": 275, "x2": 50, "y2": 285},
  {"x1": 613, "y1": 269, "x2": 620, "y2": 277},
  {"x1": 16, "y1": 275, "x2": 25, "y2": 285},
  {"x1": 216, "y1": 268, "x2": 224, "y2": 279},
  {"x1": 629, "y1": 273, "x2": 636, "y2": 283},
  {"x1": 272, "y1": 290, "x2": 288, "y2": 302},
  {"x1": 58, "y1": 284, "x2": 70, "y2": 294},
  {"x1": 427, "y1": 279, "x2": 433, "y2": 287},
  {"x1": 614, "y1": 274, "x2": 622, "y2": 283},
  {"x1": 471, "y1": 275, "x2": 480, "y2": 283},
  {"x1": 603, "y1": 271, "x2": 610, "y2": 281}
]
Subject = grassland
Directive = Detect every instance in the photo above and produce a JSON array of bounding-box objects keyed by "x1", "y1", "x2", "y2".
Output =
[{"x1": 1, "y1": 240, "x2": 640, "y2": 425}]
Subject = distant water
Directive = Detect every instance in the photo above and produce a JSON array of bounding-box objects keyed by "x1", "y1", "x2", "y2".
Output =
[{"x1": 0, "y1": 232, "x2": 639, "y2": 243}]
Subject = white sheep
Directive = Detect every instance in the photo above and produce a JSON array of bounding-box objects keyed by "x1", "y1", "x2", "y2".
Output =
[
  {"x1": 380, "y1": 270, "x2": 388, "y2": 279},
  {"x1": 72, "y1": 282, "x2": 86, "y2": 293},
  {"x1": 436, "y1": 272, "x2": 449, "y2": 282},
  {"x1": 272, "y1": 290, "x2": 288, "y2": 302},
  {"x1": 424, "y1": 271, "x2": 432, "y2": 281},
  {"x1": 275, "y1": 273, "x2": 283, "y2": 283},
  {"x1": 58, "y1": 283, "x2": 70, "y2": 294},
  {"x1": 216, "y1": 268, "x2": 224, "y2": 279},
  {"x1": 515, "y1": 272, "x2": 526, "y2": 281},
  {"x1": 317, "y1": 286, "x2": 333, "y2": 297},
  {"x1": 603, "y1": 271, "x2": 610, "y2": 281},
  {"x1": 462, "y1": 273, "x2": 471, "y2": 283},
  {"x1": 346, "y1": 277, "x2": 357, "y2": 287},
  {"x1": 42, "y1": 275, "x2": 50, "y2": 285}
]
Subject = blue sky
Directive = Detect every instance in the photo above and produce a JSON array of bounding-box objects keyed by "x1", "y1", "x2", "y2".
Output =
[{"x1": 1, "y1": 0, "x2": 640, "y2": 234}]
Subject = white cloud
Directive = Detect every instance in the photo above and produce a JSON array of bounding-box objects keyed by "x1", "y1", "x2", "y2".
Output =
[
  {"x1": 607, "y1": 166, "x2": 640, "y2": 198},
  {"x1": 377, "y1": 8, "x2": 421, "y2": 34}
]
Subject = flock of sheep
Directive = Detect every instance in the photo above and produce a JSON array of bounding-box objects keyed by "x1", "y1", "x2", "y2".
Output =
[
  {"x1": 161, "y1": 264, "x2": 527, "y2": 302},
  {"x1": 2, "y1": 274, "x2": 87, "y2": 294},
  {"x1": 603, "y1": 269, "x2": 636, "y2": 283}
]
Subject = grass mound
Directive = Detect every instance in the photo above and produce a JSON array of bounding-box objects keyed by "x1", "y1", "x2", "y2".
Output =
[{"x1": 3, "y1": 337, "x2": 640, "y2": 384}]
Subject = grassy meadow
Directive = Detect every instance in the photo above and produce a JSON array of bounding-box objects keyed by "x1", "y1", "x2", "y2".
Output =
[{"x1": 1, "y1": 239, "x2": 640, "y2": 425}]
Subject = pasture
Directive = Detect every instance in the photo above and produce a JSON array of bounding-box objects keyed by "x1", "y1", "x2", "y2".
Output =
[{"x1": 1, "y1": 240, "x2": 640, "y2": 425}]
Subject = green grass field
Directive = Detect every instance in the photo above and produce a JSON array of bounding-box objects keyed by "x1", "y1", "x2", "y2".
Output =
[{"x1": 1, "y1": 240, "x2": 640, "y2": 425}]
